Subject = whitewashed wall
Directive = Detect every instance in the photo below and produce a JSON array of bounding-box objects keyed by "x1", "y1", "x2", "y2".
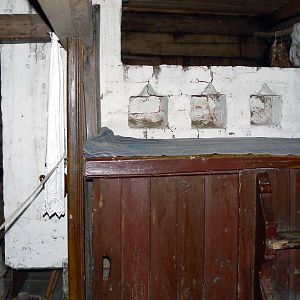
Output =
[
  {"x1": 96, "y1": 0, "x2": 300, "y2": 139},
  {"x1": 1, "y1": 0, "x2": 67, "y2": 268}
]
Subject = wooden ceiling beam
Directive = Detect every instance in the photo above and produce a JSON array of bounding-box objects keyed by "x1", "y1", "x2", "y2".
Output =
[
  {"x1": 0, "y1": 14, "x2": 50, "y2": 43},
  {"x1": 269, "y1": 0, "x2": 300, "y2": 25},
  {"x1": 122, "y1": 32, "x2": 268, "y2": 60},
  {"x1": 122, "y1": 0, "x2": 291, "y2": 16},
  {"x1": 122, "y1": 12, "x2": 267, "y2": 36},
  {"x1": 35, "y1": 0, "x2": 92, "y2": 48}
]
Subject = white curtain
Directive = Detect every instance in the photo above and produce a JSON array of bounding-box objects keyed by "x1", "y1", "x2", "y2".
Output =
[{"x1": 43, "y1": 33, "x2": 66, "y2": 217}]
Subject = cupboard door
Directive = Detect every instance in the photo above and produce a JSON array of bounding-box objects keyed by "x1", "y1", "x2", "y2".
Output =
[{"x1": 92, "y1": 173, "x2": 241, "y2": 299}]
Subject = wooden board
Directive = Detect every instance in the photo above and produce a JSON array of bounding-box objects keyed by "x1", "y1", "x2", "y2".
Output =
[
  {"x1": 84, "y1": 5, "x2": 100, "y2": 139},
  {"x1": 122, "y1": 32, "x2": 267, "y2": 59},
  {"x1": 122, "y1": 12, "x2": 265, "y2": 36},
  {"x1": 122, "y1": 0, "x2": 291, "y2": 16},
  {"x1": 275, "y1": 169, "x2": 290, "y2": 298},
  {"x1": 289, "y1": 169, "x2": 300, "y2": 297},
  {"x1": 150, "y1": 177, "x2": 178, "y2": 298},
  {"x1": 270, "y1": 0, "x2": 300, "y2": 24},
  {"x1": 85, "y1": 156, "x2": 300, "y2": 178},
  {"x1": 122, "y1": 178, "x2": 151, "y2": 299},
  {"x1": 92, "y1": 178, "x2": 122, "y2": 299},
  {"x1": 0, "y1": 14, "x2": 50, "y2": 43},
  {"x1": 67, "y1": 38, "x2": 85, "y2": 300},
  {"x1": 238, "y1": 170, "x2": 257, "y2": 300},
  {"x1": 122, "y1": 54, "x2": 266, "y2": 67},
  {"x1": 204, "y1": 174, "x2": 239, "y2": 299},
  {"x1": 177, "y1": 176, "x2": 205, "y2": 299}
]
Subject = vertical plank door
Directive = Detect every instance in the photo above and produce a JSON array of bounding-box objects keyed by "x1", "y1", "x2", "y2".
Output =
[{"x1": 92, "y1": 173, "x2": 243, "y2": 299}]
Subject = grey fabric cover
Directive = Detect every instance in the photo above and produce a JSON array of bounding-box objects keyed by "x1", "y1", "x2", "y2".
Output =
[{"x1": 84, "y1": 127, "x2": 300, "y2": 158}]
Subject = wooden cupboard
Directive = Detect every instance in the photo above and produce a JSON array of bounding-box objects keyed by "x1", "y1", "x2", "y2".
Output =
[{"x1": 85, "y1": 156, "x2": 300, "y2": 299}]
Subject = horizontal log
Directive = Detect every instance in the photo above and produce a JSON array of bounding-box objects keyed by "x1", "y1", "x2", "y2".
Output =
[
  {"x1": 122, "y1": 12, "x2": 267, "y2": 36},
  {"x1": 269, "y1": 0, "x2": 300, "y2": 24},
  {"x1": 270, "y1": 14, "x2": 300, "y2": 32},
  {"x1": 85, "y1": 156, "x2": 300, "y2": 178},
  {"x1": 255, "y1": 27, "x2": 293, "y2": 39},
  {"x1": 122, "y1": 0, "x2": 289, "y2": 16},
  {"x1": 0, "y1": 14, "x2": 50, "y2": 42},
  {"x1": 122, "y1": 54, "x2": 266, "y2": 67},
  {"x1": 122, "y1": 32, "x2": 268, "y2": 59}
]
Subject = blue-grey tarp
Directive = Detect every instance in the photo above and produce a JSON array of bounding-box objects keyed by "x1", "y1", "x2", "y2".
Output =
[{"x1": 84, "y1": 127, "x2": 300, "y2": 158}]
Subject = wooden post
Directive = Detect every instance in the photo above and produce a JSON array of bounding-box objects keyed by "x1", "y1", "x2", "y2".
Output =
[
  {"x1": 67, "y1": 38, "x2": 86, "y2": 299},
  {"x1": 83, "y1": 5, "x2": 100, "y2": 139}
]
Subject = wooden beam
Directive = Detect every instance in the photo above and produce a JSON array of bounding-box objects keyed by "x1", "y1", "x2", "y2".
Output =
[
  {"x1": 122, "y1": 32, "x2": 268, "y2": 59},
  {"x1": 269, "y1": 0, "x2": 300, "y2": 24},
  {"x1": 270, "y1": 14, "x2": 300, "y2": 32},
  {"x1": 122, "y1": 0, "x2": 285, "y2": 16},
  {"x1": 122, "y1": 55, "x2": 266, "y2": 67},
  {"x1": 36, "y1": 0, "x2": 92, "y2": 48},
  {"x1": 122, "y1": 12, "x2": 267, "y2": 37},
  {"x1": 67, "y1": 38, "x2": 86, "y2": 300},
  {"x1": 85, "y1": 156, "x2": 300, "y2": 178},
  {"x1": 83, "y1": 5, "x2": 100, "y2": 139},
  {"x1": 0, "y1": 14, "x2": 50, "y2": 43},
  {"x1": 255, "y1": 27, "x2": 293, "y2": 39}
]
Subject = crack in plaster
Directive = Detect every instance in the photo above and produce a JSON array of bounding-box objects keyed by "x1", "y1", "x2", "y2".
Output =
[{"x1": 190, "y1": 69, "x2": 215, "y2": 85}]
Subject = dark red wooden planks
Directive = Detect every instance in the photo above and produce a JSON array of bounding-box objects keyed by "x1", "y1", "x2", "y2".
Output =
[
  {"x1": 177, "y1": 176, "x2": 205, "y2": 299},
  {"x1": 289, "y1": 169, "x2": 300, "y2": 297},
  {"x1": 204, "y1": 174, "x2": 239, "y2": 300},
  {"x1": 150, "y1": 177, "x2": 178, "y2": 299},
  {"x1": 121, "y1": 178, "x2": 151, "y2": 299},
  {"x1": 92, "y1": 178, "x2": 122, "y2": 299},
  {"x1": 238, "y1": 170, "x2": 257, "y2": 300},
  {"x1": 275, "y1": 169, "x2": 290, "y2": 298}
]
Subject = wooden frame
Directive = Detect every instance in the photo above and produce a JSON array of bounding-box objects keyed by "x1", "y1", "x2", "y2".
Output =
[{"x1": 67, "y1": 38, "x2": 86, "y2": 299}]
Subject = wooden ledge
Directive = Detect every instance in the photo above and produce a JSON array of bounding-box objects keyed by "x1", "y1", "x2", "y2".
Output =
[{"x1": 85, "y1": 155, "x2": 300, "y2": 178}]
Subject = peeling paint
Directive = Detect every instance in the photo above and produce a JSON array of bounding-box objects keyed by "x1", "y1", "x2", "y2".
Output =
[
  {"x1": 128, "y1": 85, "x2": 168, "y2": 128},
  {"x1": 191, "y1": 84, "x2": 227, "y2": 129},
  {"x1": 250, "y1": 84, "x2": 282, "y2": 127},
  {"x1": 98, "y1": 0, "x2": 300, "y2": 139},
  {"x1": 1, "y1": 40, "x2": 67, "y2": 268}
]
